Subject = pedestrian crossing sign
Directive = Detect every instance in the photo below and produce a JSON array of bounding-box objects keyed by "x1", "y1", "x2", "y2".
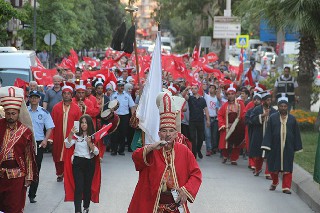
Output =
[{"x1": 236, "y1": 35, "x2": 249, "y2": 48}]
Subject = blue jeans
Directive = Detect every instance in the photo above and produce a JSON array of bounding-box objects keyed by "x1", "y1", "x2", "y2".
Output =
[{"x1": 204, "y1": 117, "x2": 218, "y2": 151}]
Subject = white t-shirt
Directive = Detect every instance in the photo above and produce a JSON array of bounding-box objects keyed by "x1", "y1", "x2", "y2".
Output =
[{"x1": 204, "y1": 93, "x2": 220, "y2": 117}]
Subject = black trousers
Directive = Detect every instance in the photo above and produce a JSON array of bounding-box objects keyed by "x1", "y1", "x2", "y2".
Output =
[
  {"x1": 189, "y1": 121, "x2": 205, "y2": 157},
  {"x1": 111, "y1": 114, "x2": 130, "y2": 153},
  {"x1": 181, "y1": 123, "x2": 191, "y2": 140},
  {"x1": 72, "y1": 156, "x2": 95, "y2": 213},
  {"x1": 28, "y1": 141, "x2": 44, "y2": 199}
]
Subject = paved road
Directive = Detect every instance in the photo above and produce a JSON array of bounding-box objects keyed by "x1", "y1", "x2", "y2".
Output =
[{"x1": 24, "y1": 147, "x2": 314, "y2": 213}]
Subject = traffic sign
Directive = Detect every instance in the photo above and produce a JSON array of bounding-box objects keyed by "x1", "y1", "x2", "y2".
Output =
[
  {"x1": 44, "y1": 33, "x2": 57, "y2": 46},
  {"x1": 236, "y1": 35, "x2": 249, "y2": 48},
  {"x1": 213, "y1": 16, "x2": 241, "y2": 39}
]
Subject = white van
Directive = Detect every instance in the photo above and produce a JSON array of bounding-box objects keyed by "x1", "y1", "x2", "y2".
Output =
[{"x1": 0, "y1": 47, "x2": 36, "y2": 86}]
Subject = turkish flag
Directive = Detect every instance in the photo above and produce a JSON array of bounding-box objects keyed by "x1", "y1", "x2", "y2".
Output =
[
  {"x1": 59, "y1": 58, "x2": 76, "y2": 72},
  {"x1": 35, "y1": 57, "x2": 46, "y2": 69},
  {"x1": 244, "y1": 68, "x2": 254, "y2": 86},
  {"x1": 202, "y1": 65, "x2": 223, "y2": 79},
  {"x1": 31, "y1": 67, "x2": 57, "y2": 85},
  {"x1": 14, "y1": 78, "x2": 28, "y2": 89},
  {"x1": 94, "y1": 124, "x2": 113, "y2": 140},
  {"x1": 192, "y1": 45, "x2": 200, "y2": 61},
  {"x1": 69, "y1": 49, "x2": 79, "y2": 65},
  {"x1": 83, "y1": 57, "x2": 99, "y2": 68},
  {"x1": 82, "y1": 69, "x2": 109, "y2": 81},
  {"x1": 101, "y1": 59, "x2": 117, "y2": 69},
  {"x1": 204, "y1": 52, "x2": 219, "y2": 63},
  {"x1": 229, "y1": 65, "x2": 239, "y2": 74}
]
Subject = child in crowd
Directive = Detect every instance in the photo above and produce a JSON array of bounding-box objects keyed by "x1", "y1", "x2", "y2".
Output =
[{"x1": 65, "y1": 114, "x2": 101, "y2": 213}]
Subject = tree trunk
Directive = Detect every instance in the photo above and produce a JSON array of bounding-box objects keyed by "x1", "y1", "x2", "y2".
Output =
[{"x1": 297, "y1": 35, "x2": 317, "y2": 111}]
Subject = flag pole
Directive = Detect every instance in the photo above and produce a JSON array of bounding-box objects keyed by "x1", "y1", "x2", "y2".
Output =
[{"x1": 125, "y1": 1, "x2": 140, "y2": 89}]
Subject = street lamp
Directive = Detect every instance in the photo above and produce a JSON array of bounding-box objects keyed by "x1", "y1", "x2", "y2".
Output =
[{"x1": 33, "y1": 0, "x2": 37, "y2": 50}]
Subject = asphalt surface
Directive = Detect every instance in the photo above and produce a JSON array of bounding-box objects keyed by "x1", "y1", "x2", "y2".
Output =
[{"x1": 24, "y1": 148, "x2": 314, "y2": 213}]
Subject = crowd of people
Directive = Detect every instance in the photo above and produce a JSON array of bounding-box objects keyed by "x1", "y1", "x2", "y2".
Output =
[{"x1": 0, "y1": 48, "x2": 304, "y2": 213}]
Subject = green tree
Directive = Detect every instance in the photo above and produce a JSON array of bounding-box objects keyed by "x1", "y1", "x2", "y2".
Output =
[
  {"x1": 235, "y1": 0, "x2": 320, "y2": 111},
  {"x1": 0, "y1": 1, "x2": 25, "y2": 45},
  {"x1": 18, "y1": 0, "x2": 126, "y2": 56},
  {"x1": 153, "y1": 0, "x2": 227, "y2": 51}
]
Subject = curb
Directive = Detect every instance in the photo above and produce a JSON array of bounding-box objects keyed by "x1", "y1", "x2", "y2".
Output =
[{"x1": 292, "y1": 163, "x2": 320, "y2": 212}]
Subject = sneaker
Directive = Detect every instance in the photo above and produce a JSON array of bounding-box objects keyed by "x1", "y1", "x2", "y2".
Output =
[
  {"x1": 57, "y1": 176, "x2": 63, "y2": 182},
  {"x1": 198, "y1": 151, "x2": 203, "y2": 159},
  {"x1": 111, "y1": 152, "x2": 117, "y2": 156},
  {"x1": 83, "y1": 208, "x2": 89, "y2": 213},
  {"x1": 206, "y1": 151, "x2": 212, "y2": 156}
]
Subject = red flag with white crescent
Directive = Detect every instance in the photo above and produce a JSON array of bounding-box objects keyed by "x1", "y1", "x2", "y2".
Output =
[
  {"x1": 83, "y1": 57, "x2": 99, "y2": 68},
  {"x1": 93, "y1": 124, "x2": 113, "y2": 140},
  {"x1": 31, "y1": 67, "x2": 57, "y2": 85}
]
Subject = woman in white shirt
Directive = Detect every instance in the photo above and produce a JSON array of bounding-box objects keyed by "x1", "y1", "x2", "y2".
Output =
[{"x1": 65, "y1": 114, "x2": 99, "y2": 213}]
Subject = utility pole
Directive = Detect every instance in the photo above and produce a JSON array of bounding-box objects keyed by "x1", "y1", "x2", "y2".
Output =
[
  {"x1": 33, "y1": 0, "x2": 37, "y2": 51},
  {"x1": 224, "y1": 0, "x2": 231, "y2": 61}
]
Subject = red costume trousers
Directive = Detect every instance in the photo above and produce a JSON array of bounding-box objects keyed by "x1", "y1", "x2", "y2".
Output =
[
  {"x1": 248, "y1": 157, "x2": 255, "y2": 168},
  {"x1": 254, "y1": 157, "x2": 270, "y2": 176},
  {"x1": 270, "y1": 172, "x2": 292, "y2": 190},
  {"x1": 0, "y1": 176, "x2": 26, "y2": 213},
  {"x1": 221, "y1": 148, "x2": 240, "y2": 162},
  {"x1": 55, "y1": 161, "x2": 64, "y2": 176}
]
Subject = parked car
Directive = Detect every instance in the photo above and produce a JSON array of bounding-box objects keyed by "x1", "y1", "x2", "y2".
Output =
[
  {"x1": 0, "y1": 47, "x2": 36, "y2": 86},
  {"x1": 261, "y1": 52, "x2": 277, "y2": 65},
  {"x1": 255, "y1": 46, "x2": 275, "y2": 62}
]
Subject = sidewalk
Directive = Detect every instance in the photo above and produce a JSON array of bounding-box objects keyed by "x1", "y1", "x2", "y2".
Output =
[{"x1": 292, "y1": 163, "x2": 320, "y2": 212}]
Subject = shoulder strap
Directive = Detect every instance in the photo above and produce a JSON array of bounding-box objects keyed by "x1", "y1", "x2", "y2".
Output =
[{"x1": 0, "y1": 124, "x2": 28, "y2": 164}]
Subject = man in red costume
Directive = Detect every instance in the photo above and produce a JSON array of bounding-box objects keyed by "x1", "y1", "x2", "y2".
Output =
[
  {"x1": 0, "y1": 86, "x2": 38, "y2": 213},
  {"x1": 50, "y1": 82, "x2": 82, "y2": 182},
  {"x1": 128, "y1": 92, "x2": 202, "y2": 213},
  {"x1": 218, "y1": 83, "x2": 246, "y2": 165},
  {"x1": 93, "y1": 78, "x2": 110, "y2": 159},
  {"x1": 73, "y1": 80, "x2": 99, "y2": 121},
  {"x1": 85, "y1": 79, "x2": 100, "y2": 126}
]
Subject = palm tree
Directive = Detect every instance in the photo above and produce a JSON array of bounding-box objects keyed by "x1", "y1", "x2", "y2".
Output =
[{"x1": 235, "y1": 0, "x2": 320, "y2": 110}]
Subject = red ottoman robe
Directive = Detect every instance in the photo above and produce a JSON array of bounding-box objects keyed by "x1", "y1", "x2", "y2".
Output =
[
  {"x1": 218, "y1": 100, "x2": 246, "y2": 149},
  {"x1": 50, "y1": 101, "x2": 82, "y2": 163},
  {"x1": 128, "y1": 142, "x2": 202, "y2": 213}
]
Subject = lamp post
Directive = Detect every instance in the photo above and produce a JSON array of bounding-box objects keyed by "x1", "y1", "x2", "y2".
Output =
[
  {"x1": 33, "y1": 0, "x2": 37, "y2": 50},
  {"x1": 125, "y1": 0, "x2": 140, "y2": 88}
]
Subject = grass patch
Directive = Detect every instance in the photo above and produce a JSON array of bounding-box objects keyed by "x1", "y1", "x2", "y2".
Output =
[{"x1": 294, "y1": 131, "x2": 318, "y2": 175}]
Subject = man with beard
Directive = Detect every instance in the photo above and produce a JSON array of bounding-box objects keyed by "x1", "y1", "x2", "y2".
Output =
[
  {"x1": 218, "y1": 83, "x2": 246, "y2": 165},
  {"x1": 50, "y1": 82, "x2": 82, "y2": 182},
  {"x1": 250, "y1": 91, "x2": 277, "y2": 179},
  {"x1": 262, "y1": 93, "x2": 303, "y2": 194},
  {"x1": 0, "y1": 86, "x2": 37, "y2": 213},
  {"x1": 128, "y1": 92, "x2": 202, "y2": 213}
]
